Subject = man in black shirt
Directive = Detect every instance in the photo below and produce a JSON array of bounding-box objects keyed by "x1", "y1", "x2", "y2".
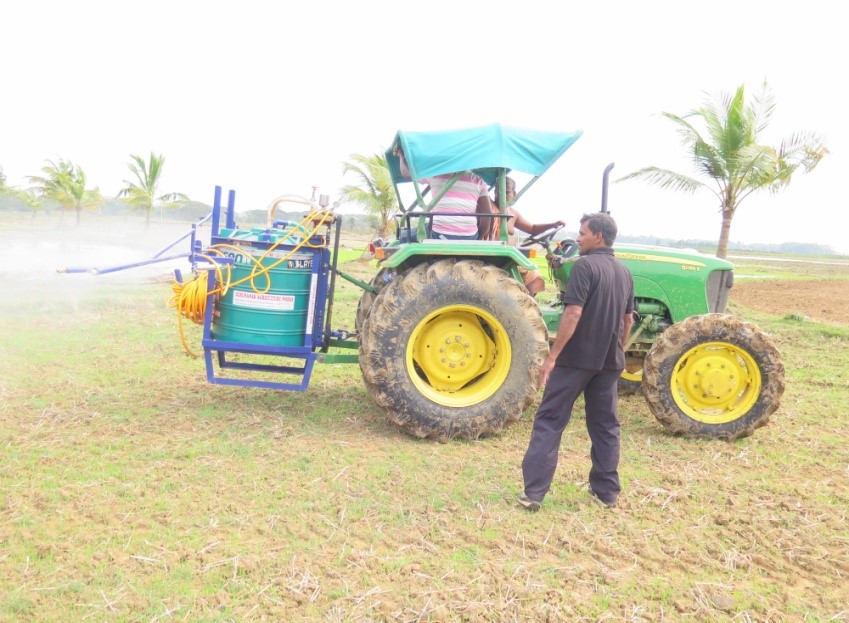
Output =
[{"x1": 519, "y1": 212, "x2": 634, "y2": 510}]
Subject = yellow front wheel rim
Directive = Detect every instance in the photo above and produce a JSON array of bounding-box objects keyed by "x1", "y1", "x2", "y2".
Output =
[
  {"x1": 671, "y1": 341, "x2": 761, "y2": 424},
  {"x1": 621, "y1": 366, "x2": 643, "y2": 383},
  {"x1": 406, "y1": 305, "x2": 511, "y2": 407}
]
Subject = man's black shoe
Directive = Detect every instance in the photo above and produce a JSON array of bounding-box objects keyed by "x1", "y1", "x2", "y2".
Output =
[
  {"x1": 517, "y1": 492, "x2": 541, "y2": 512},
  {"x1": 588, "y1": 489, "x2": 617, "y2": 508}
]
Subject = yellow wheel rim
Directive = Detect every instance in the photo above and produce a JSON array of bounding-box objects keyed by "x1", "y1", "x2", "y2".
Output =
[
  {"x1": 621, "y1": 363, "x2": 643, "y2": 383},
  {"x1": 671, "y1": 341, "x2": 761, "y2": 424},
  {"x1": 406, "y1": 305, "x2": 511, "y2": 407}
]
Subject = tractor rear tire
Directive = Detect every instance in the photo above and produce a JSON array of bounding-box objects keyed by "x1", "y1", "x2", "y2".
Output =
[
  {"x1": 359, "y1": 259, "x2": 548, "y2": 441},
  {"x1": 642, "y1": 313, "x2": 784, "y2": 440},
  {"x1": 355, "y1": 268, "x2": 397, "y2": 332}
]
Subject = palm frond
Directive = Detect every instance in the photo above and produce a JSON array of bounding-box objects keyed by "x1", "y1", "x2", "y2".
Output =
[
  {"x1": 26, "y1": 157, "x2": 88, "y2": 208},
  {"x1": 751, "y1": 80, "x2": 776, "y2": 134},
  {"x1": 617, "y1": 166, "x2": 710, "y2": 195},
  {"x1": 158, "y1": 192, "x2": 189, "y2": 203},
  {"x1": 339, "y1": 152, "x2": 398, "y2": 236}
]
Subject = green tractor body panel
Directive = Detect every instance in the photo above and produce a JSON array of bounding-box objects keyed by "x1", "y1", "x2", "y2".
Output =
[
  {"x1": 615, "y1": 246, "x2": 735, "y2": 321},
  {"x1": 377, "y1": 239, "x2": 538, "y2": 272},
  {"x1": 550, "y1": 243, "x2": 734, "y2": 319},
  {"x1": 547, "y1": 241, "x2": 735, "y2": 356}
]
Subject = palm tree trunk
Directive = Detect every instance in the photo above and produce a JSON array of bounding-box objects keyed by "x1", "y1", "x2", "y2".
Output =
[
  {"x1": 716, "y1": 209, "x2": 734, "y2": 259},
  {"x1": 380, "y1": 213, "x2": 392, "y2": 238}
]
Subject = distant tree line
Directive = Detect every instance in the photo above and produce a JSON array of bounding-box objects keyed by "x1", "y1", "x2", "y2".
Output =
[
  {"x1": 0, "y1": 153, "x2": 185, "y2": 227},
  {"x1": 614, "y1": 234, "x2": 840, "y2": 257}
]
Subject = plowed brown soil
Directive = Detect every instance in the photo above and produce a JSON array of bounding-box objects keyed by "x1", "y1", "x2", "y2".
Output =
[{"x1": 731, "y1": 279, "x2": 849, "y2": 325}]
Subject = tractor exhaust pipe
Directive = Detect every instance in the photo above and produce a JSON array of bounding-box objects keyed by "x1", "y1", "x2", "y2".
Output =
[{"x1": 601, "y1": 162, "x2": 615, "y2": 214}]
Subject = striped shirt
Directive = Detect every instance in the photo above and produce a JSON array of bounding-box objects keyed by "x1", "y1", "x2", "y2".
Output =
[{"x1": 425, "y1": 172, "x2": 489, "y2": 237}]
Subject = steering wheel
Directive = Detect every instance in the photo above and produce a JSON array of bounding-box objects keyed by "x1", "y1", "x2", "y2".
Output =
[{"x1": 518, "y1": 224, "x2": 566, "y2": 249}]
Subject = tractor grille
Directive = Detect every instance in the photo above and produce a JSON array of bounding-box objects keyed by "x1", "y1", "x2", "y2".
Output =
[{"x1": 707, "y1": 269, "x2": 734, "y2": 313}]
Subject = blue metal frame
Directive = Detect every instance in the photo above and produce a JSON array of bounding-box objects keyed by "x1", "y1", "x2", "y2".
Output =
[{"x1": 198, "y1": 186, "x2": 333, "y2": 391}]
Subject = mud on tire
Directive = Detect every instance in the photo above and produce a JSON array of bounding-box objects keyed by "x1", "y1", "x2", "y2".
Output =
[
  {"x1": 355, "y1": 268, "x2": 397, "y2": 332},
  {"x1": 358, "y1": 259, "x2": 548, "y2": 441},
  {"x1": 642, "y1": 313, "x2": 785, "y2": 440}
]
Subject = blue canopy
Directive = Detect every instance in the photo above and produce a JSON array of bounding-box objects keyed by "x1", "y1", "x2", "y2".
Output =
[{"x1": 386, "y1": 123, "x2": 583, "y2": 185}]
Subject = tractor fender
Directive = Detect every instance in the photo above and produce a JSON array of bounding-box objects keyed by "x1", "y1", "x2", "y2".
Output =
[{"x1": 377, "y1": 241, "x2": 537, "y2": 271}]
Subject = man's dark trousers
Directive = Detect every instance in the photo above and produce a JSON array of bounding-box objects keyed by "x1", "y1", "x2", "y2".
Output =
[{"x1": 522, "y1": 366, "x2": 622, "y2": 503}]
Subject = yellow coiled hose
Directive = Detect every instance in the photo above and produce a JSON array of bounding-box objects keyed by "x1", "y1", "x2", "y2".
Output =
[{"x1": 169, "y1": 210, "x2": 334, "y2": 356}]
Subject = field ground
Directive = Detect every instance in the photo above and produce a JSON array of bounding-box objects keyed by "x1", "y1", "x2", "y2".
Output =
[
  {"x1": 1, "y1": 214, "x2": 848, "y2": 622},
  {"x1": 731, "y1": 275, "x2": 849, "y2": 325}
]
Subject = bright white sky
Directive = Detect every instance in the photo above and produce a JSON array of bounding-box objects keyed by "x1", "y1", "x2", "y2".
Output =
[{"x1": 3, "y1": 1, "x2": 847, "y2": 253}]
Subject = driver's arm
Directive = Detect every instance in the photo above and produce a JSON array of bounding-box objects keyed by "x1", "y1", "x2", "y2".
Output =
[{"x1": 512, "y1": 209, "x2": 565, "y2": 235}]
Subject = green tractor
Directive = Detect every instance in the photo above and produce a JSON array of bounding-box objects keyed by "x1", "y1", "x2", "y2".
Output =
[
  {"x1": 356, "y1": 124, "x2": 785, "y2": 442},
  {"x1": 64, "y1": 124, "x2": 784, "y2": 443}
]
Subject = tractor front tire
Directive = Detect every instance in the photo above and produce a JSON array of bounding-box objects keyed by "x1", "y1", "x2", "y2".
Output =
[
  {"x1": 618, "y1": 362, "x2": 644, "y2": 396},
  {"x1": 359, "y1": 259, "x2": 548, "y2": 441},
  {"x1": 642, "y1": 314, "x2": 784, "y2": 440}
]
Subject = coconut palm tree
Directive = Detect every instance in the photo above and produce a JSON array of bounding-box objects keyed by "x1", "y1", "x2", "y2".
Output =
[
  {"x1": 27, "y1": 158, "x2": 95, "y2": 224},
  {"x1": 118, "y1": 152, "x2": 188, "y2": 227},
  {"x1": 2, "y1": 166, "x2": 40, "y2": 217},
  {"x1": 18, "y1": 188, "x2": 43, "y2": 219},
  {"x1": 619, "y1": 82, "x2": 828, "y2": 258},
  {"x1": 339, "y1": 153, "x2": 397, "y2": 239}
]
